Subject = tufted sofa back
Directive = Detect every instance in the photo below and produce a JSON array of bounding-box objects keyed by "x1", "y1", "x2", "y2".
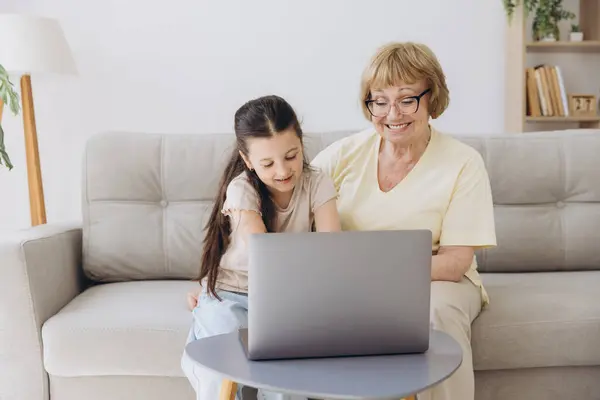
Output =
[{"x1": 81, "y1": 129, "x2": 600, "y2": 282}]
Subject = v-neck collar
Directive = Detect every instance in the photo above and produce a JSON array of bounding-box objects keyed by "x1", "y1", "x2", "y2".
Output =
[{"x1": 374, "y1": 126, "x2": 436, "y2": 194}]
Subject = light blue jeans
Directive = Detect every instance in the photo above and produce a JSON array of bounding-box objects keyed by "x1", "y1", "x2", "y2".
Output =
[{"x1": 181, "y1": 289, "x2": 308, "y2": 400}]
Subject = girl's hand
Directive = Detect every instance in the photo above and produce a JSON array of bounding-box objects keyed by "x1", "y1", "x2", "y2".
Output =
[{"x1": 186, "y1": 286, "x2": 201, "y2": 311}]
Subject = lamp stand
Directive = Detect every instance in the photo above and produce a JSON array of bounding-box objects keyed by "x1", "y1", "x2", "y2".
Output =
[{"x1": 20, "y1": 74, "x2": 46, "y2": 226}]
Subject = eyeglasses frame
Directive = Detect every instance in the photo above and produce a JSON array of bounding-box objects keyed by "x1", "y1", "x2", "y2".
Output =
[{"x1": 364, "y1": 88, "x2": 431, "y2": 117}]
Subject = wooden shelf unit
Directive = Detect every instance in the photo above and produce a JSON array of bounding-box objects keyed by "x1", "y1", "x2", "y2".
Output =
[
  {"x1": 504, "y1": 0, "x2": 600, "y2": 132},
  {"x1": 526, "y1": 115, "x2": 600, "y2": 122},
  {"x1": 526, "y1": 40, "x2": 600, "y2": 52}
]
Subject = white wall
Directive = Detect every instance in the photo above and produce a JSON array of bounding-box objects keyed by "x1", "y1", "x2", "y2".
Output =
[{"x1": 0, "y1": 0, "x2": 507, "y2": 231}]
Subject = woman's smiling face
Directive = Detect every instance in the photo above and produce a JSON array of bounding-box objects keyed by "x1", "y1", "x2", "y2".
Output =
[{"x1": 368, "y1": 81, "x2": 431, "y2": 146}]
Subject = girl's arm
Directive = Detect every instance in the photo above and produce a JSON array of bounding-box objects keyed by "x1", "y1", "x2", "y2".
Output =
[
  {"x1": 188, "y1": 210, "x2": 264, "y2": 310},
  {"x1": 314, "y1": 199, "x2": 342, "y2": 232},
  {"x1": 230, "y1": 210, "x2": 267, "y2": 240}
]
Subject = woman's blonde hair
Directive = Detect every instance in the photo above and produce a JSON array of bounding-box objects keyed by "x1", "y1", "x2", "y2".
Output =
[{"x1": 360, "y1": 42, "x2": 450, "y2": 120}]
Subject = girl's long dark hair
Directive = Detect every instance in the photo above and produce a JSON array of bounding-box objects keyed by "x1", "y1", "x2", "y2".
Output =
[{"x1": 198, "y1": 95, "x2": 309, "y2": 299}]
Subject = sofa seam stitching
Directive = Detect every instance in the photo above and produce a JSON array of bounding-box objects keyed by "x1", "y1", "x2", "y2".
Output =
[
  {"x1": 85, "y1": 141, "x2": 90, "y2": 278},
  {"x1": 478, "y1": 318, "x2": 600, "y2": 329},
  {"x1": 160, "y1": 136, "x2": 169, "y2": 275},
  {"x1": 560, "y1": 137, "x2": 567, "y2": 270},
  {"x1": 483, "y1": 136, "x2": 491, "y2": 271},
  {"x1": 52, "y1": 327, "x2": 181, "y2": 332}
]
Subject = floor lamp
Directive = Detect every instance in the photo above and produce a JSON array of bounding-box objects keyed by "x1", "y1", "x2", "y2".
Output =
[{"x1": 0, "y1": 14, "x2": 77, "y2": 226}]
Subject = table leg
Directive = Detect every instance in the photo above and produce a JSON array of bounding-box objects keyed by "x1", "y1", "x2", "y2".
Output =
[
  {"x1": 219, "y1": 378, "x2": 237, "y2": 400},
  {"x1": 219, "y1": 383, "x2": 415, "y2": 400}
]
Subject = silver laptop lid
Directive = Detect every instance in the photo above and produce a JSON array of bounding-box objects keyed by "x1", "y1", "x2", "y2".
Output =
[{"x1": 245, "y1": 229, "x2": 432, "y2": 360}]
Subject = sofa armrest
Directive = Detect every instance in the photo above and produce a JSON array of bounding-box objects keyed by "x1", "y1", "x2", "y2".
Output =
[{"x1": 0, "y1": 222, "x2": 84, "y2": 400}]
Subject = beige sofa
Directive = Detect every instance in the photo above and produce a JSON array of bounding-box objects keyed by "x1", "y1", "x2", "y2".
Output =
[{"x1": 1, "y1": 129, "x2": 599, "y2": 400}]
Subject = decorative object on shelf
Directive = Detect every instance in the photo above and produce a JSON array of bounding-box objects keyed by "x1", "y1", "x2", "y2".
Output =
[
  {"x1": 570, "y1": 24, "x2": 583, "y2": 41},
  {"x1": 568, "y1": 94, "x2": 597, "y2": 117},
  {"x1": 502, "y1": 0, "x2": 576, "y2": 42},
  {"x1": 532, "y1": 0, "x2": 576, "y2": 41},
  {"x1": 0, "y1": 14, "x2": 77, "y2": 226},
  {"x1": 0, "y1": 63, "x2": 20, "y2": 170},
  {"x1": 526, "y1": 64, "x2": 570, "y2": 118}
]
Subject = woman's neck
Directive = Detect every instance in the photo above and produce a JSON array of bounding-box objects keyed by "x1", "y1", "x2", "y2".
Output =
[{"x1": 380, "y1": 126, "x2": 431, "y2": 165}]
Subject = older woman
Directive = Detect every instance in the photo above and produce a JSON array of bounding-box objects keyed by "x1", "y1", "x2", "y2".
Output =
[{"x1": 311, "y1": 42, "x2": 496, "y2": 400}]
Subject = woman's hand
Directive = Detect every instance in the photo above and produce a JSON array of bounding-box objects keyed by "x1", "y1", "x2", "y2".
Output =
[{"x1": 186, "y1": 286, "x2": 201, "y2": 311}]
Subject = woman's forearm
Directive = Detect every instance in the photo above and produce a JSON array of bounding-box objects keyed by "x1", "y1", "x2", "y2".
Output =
[{"x1": 431, "y1": 246, "x2": 474, "y2": 282}]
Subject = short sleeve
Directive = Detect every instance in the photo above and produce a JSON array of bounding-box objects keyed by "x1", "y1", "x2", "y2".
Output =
[
  {"x1": 309, "y1": 170, "x2": 338, "y2": 212},
  {"x1": 311, "y1": 147, "x2": 337, "y2": 178},
  {"x1": 222, "y1": 174, "x2": 261, "y2": 216},
  {"x1": 440, "y1": 153, "x2": 497, "y2": 248},
  {"x1": 310, "y1": 140, "x2": 344, "y2": 188}
]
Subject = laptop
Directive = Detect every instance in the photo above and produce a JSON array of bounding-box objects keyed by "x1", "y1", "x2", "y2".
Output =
[{"x1": 238, "y1": 229, "x2": 432, "y2": 361}]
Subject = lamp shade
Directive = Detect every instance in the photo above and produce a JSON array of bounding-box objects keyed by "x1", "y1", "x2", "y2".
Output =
[{"x1": 0, "y1": 13, "x2": 77, "y2": 75}]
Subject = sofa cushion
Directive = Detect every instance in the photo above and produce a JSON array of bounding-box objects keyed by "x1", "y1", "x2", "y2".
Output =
[
  {"x1": 473, "y1": 271, "x2": 600, "y2": 370},
  {"x1": 82, "y1": 132, "x2": 236, "y2": 282},
  {"x1": 462, "y1": 130, "x2": 600, "y2": 273},
  {"x1": 42, "y1": 280, "x2": 198, "y2": 377}
]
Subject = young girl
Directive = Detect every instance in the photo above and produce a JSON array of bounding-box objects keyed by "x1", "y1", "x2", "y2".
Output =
[{"x1": 181, "y1": 95, "x2": 341, "y2": 400}]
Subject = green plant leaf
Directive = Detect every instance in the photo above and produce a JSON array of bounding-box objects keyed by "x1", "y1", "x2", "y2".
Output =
[
  {"x1": 0, "y1": 63, "x2": 17, "y2": 171},
  {"x1": 503, "y1": 0, "x2": 550, "y2": 21},
  {"x1": 0, "y1": 63, "x2": 21, "y2": 116},
  {"x1": 0, "y1": 63, "x2": 18, "y2": 171},
  {"x1": 8, "y1": 88, "x2": 19, "y2": 115},
  {"x1": 503, "y1": 0, "x2": 517, "y2": 20},
  {"x1": 0, "y1": 123, "x2": 14, "y2": 170},
  {"x1": 525, "y1": 0, "x2": 539, "y2": 14},
  {"x1": 0, "y1": 84, "x2": 7, "y2": 105}
]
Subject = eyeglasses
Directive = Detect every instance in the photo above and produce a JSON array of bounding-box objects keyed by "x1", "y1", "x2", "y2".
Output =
[{"x1": 365, "y1": 88, "x2": 431, "y2": 117}]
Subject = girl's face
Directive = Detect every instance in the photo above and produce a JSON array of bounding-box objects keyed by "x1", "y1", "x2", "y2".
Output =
[{"x1": 241, "y1": 128, "x2": 304, "y2": 196}]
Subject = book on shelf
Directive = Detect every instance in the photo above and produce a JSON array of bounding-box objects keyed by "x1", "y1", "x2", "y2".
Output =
[{"x1": 525, "y1": 64, "x2": 569, "y2": 118}]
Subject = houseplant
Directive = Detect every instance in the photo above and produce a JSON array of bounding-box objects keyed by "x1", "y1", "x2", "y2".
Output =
[
  {"x1": 503, "y1": 0, "x2": 538, "y2": 21},
  {"x1": 0, "y1": 64, "x2": 19, "y2": 170},
  {"x1": 533, "y1": 0, "x2": 575, "y2": 41},
  {"x1": 502, "y1": 0, "x2": 575, "y2": 41},
  {"x1": 570, "y1": 24, "x2": 583, "y2": 41}
]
